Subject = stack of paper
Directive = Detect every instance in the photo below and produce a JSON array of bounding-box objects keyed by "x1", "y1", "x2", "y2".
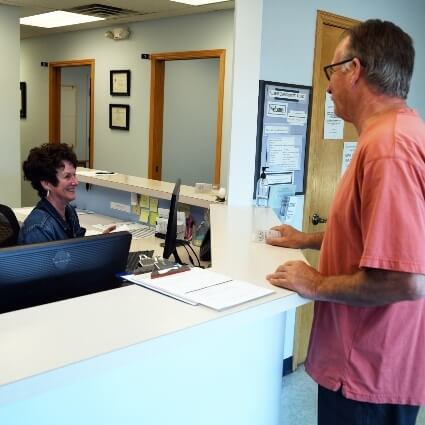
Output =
[
  {"x1": 92, "y1": 222, "x2": 155, "y2": 239},
  {"x1": 123, "y1": 267, "x2": 274, "y2": 311}
]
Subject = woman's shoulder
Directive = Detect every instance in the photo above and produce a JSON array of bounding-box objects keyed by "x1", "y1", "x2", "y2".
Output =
[
  {"x1": 21, "y1": 205, "x2": 54, "y2": 231},
  {"x1": 18, "y1": 206, "x2": 59, "y2": 244}
]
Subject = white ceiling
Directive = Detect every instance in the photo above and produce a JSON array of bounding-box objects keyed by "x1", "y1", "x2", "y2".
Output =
[{"x1": 0, "y1": 0, "x2": 234, "y2": 39}]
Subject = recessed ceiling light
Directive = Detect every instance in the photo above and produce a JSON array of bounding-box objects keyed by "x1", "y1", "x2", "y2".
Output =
[
  {"x1": 20, "y1": 11, "x2": 105, "y2": 28},
  {"x1": 170, "y1": 0, "x2": 230, "y2": 5}
]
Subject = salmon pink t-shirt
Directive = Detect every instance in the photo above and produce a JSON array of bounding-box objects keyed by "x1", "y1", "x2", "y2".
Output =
[{"x1": 305, "y1": 108, "x2": 425, "y2": 405}]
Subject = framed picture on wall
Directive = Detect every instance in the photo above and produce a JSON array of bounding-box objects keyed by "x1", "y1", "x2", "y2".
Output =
[
  {"x1": 110, "y1": 70, "x2": 131, "y2": 96},
  {"x1": 20, "y1": 82, "x2": 27, "y2": 119},
  {"x1": 109, "y1": 104, "x2": 130, "y2": 130}
]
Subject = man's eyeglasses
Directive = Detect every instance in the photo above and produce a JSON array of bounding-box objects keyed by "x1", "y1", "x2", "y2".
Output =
[{"x1": 323, "y1": 58, "x2": 354, "y2": 81}]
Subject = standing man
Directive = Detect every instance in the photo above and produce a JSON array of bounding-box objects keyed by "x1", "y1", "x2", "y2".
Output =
[{"x1": 267, "y1": 20, "x2": 425, "y2": 425}]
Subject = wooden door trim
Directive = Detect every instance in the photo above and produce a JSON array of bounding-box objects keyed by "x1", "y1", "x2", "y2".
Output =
[
  {"x1": 293, "y1": 11, "x2": 360, "y2": 371},
  {"x1": 316, "y1": 10, "x2": 360, "y2": 29},
  {"x1": 49, "y1": 59, "x2": 95, "y2": 168},
  {"x1": 304, "y1": 11, "x2": 360, "y2": 233},
  {"x1": 148, "y1": 49, "x2": 226, "y2": 184}
]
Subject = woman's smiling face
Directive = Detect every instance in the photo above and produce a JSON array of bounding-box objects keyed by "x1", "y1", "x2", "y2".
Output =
[{"x1": 45, "y1": 160, "x2": 79, "y2": 205}]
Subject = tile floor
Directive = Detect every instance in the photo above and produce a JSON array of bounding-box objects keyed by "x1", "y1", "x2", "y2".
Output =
[{"x1": 280, "y1": 365, "x2": 425, "y2": 425}]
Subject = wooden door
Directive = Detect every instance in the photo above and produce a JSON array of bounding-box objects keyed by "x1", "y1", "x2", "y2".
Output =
[{"x1": 292, "y1": 11, "x2": 360, "y2": 370}]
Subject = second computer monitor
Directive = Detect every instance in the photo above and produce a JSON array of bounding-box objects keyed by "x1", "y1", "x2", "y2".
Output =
[{"x1": 162, "y1": 178, "x2": 182, "y2": 263}]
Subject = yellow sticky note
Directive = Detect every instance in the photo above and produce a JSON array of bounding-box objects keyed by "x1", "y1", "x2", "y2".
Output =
[
  {"x1": 139, "y1": 195, "x2": 149, "y2": 209},
  {"x1": 139, "y1": 208, "x2": 150, "y2": 223},
  {"x1": 149, "y1": 197, "x2": 158, "y2": 212},
  {"x1": 149, "y1": 211, "x2": 158, "y2": 226}
]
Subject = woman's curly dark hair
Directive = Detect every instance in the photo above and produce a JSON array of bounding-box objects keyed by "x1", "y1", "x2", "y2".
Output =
[{"x1": 23, "y1": 143, "x2": 78, "y2": 198}]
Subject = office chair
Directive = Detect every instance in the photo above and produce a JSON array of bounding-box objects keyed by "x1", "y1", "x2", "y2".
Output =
[{"x1": 0, "y1": 204, "x2": 20, "y2": 248}]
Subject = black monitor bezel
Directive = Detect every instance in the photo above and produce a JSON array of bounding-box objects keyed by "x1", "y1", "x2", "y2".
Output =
[
  {"x1": 0, "y1": 231, "x2": 131, "y2": 314},
  {"x1": 162, "y1": 179, "x2": 182, "y2": 263}
]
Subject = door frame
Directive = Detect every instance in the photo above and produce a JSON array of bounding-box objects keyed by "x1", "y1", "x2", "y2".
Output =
[
  {"x1": 303, "y1": 11, "x2": 360, "y2": 232},
  {"x1": 49, "y1": 59, "x2": 95, "y2": 168},
  {"x1": 292, "y1": 11, "x2": 360, "y2": 371},
  {"x1": 148, "y1": 49, "x2": 226, "y2": 184}
]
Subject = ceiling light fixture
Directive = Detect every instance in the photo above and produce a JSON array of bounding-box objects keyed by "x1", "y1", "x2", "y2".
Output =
[
  {"x1": 20, "y1": 11, "x2": 105, "y2": 28},
  {"x1": 170, "y1": 0, "x2": 230, "y2": 5}
]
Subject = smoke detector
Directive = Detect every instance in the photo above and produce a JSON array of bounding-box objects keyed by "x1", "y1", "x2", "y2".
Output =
[{"x1": 105, "y1": 27, "x2": 130, "y2": 40}]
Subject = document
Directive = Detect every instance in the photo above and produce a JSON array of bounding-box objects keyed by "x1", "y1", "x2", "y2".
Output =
[
  {"x1": 264, "y1": 125, "x2": 290, "y2": 134},
  {"x1": 324, "y1": 92, "x2": 344, "y2": 139},
  {"x1": 341, "y1": 141, "x2": 357, "y2": 175},
  {"x1": 266, "y1": 172, "x2": 293, "y2": 185},
  {"x1": 123, "y1": 267, "x2": 274, "y2": 311},
  {"x1": 266, "y1": 135, "x2": 302, "y2": 172},
  {"x1": 284, "y1": 196, "x2": 298, "y2": 224},
  {"x1": 77, "y1": 169, "x2": 113, "y2": 177},
  {"x1": 287, "y1": 110, "x2": 307, "y2": 126},
  {"x1": 92, "y1": 222, "x2": 155, "y2": 239},
  {"x1": 268, "y1": 184, "x2": 296, "y2": 212},
  {"x1": 266, "y1": 101, "x2": 288, "y2": 118}
]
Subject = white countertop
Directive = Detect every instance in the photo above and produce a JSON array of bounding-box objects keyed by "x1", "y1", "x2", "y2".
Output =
[
  {"x1": 0, "y1": 205, "x2": 308, "y2": 387},
  {"x1": 210, "y1": 204, "x2": 304, "y2": 285},
  {"x1": 77, "y1": 167, "x2": 220, "y2": 208}
]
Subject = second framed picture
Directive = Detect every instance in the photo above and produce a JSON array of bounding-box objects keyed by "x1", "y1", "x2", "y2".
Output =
[
  {"x1": 109, "y1": 104, "x2": 130, "y2": 131},
  {"x1": 110, "y1": 70, "x2": 131, "y2": 96}
]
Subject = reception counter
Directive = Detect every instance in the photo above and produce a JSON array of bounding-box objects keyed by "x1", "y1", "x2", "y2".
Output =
[
  {"x1": 0, "y1": 205, "x2": 309, "y2": 425},
  {"x1": 77, "y1": 167, "x2": 220, "y2": 209}
]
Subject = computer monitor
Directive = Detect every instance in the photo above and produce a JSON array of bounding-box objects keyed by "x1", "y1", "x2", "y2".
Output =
[
  {"x1": 0, "y1": 231, "x2": 131, "y2": 314},
  {"x1": 163, "y1": 178, "x2": 183, "y2": 263}
]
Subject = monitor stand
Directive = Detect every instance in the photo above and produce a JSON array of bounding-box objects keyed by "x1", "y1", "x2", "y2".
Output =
[
  {"x1": 172, "y1": 248, "x2": 183, "y2": 265},
  {"x1": 159, "y1": 239, "x2": 189, "y2": 265}
]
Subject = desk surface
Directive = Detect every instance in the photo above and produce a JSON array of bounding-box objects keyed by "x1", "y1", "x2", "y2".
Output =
[
  {"x1": 14, "y1": 207, "x2": 202, "y2": 264},
  {"x1": 0, "y1": 205, "x2": 308, "y2": 387}
]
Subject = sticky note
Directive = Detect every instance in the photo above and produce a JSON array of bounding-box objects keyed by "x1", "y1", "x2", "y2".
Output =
[
  {"x1": 149, "y1": 197, "x2": 158, "y2": 212},
  {"x1": 139, "y1": 208, "x2": 150, "y2": 223},
  {"x1": 149, "y1": 211, "x2": 158, "y2": 226},
  {"x1": 139, "y1": 195, "x2": 149, "y2": 209}
]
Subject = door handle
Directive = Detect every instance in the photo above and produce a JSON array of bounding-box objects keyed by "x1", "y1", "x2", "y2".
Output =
[{"x1": 311, "y1": 213, "x2": 327, "y2": 226}]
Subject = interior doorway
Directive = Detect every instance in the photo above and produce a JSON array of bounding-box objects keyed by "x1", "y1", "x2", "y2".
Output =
[
  {"x1": 49, "y1": 59, "x2": 95, "y2": 168},
  {"x1": 148, "y1": 49, "x2": 226, "y2": 185}
]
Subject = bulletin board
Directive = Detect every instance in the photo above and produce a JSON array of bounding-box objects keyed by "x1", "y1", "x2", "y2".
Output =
[{"x1": 253, "y1": 80, "x2": 312, "y2": 196}]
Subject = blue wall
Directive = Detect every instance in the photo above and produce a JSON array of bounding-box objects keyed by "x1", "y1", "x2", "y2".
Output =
[{"x1": 260, "y1": 0, "x2": 425, "y2": 116}]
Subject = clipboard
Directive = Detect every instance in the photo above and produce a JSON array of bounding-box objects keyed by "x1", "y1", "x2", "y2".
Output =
[
  {"x1": 151, "y1": 264, "x2": 191, "y2": 279},
  {"x1": 122, "y1": 267, "x2": 274, "y2": 310}
]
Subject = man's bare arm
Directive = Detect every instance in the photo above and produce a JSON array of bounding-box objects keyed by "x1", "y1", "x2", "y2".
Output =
[
  {"x1": 266, "y1": 224, "x2": 324, "y2": 250},
  {"x1": 267, "y1": 261, "x2": 425, "y2": 307}
]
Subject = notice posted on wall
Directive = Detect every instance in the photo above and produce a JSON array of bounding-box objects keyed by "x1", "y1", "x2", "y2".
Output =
[
  {"x1": 341, "y1": 141, "x2": 357, "y2": 175},
  {"x1": 255, "y1": 81, "x2": 312, "y2": 195},
  {"x1": 324, "y1": 92, "x2": 344, "y2": 140}
]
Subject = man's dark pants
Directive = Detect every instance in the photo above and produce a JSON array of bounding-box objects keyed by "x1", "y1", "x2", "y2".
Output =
[{"x1": 318, "y1": 385, "x2": 420, "y2": 425}]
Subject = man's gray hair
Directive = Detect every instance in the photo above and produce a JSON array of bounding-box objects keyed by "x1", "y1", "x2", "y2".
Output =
[{"x1": 345, "y1": 19, "x2": 414, "y2": 99}]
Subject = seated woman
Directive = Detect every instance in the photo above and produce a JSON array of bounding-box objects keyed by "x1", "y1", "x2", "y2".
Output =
[
  {"x1": 18, "y1": 143, "x2": 114, "y2": 244},
  {"x1": 18, "y1": 143, "x2": 85, "y2": 244}
]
